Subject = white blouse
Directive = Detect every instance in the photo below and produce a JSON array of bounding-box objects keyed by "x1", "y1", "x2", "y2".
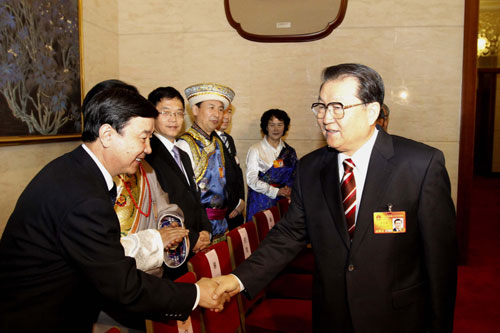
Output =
[{"x1": 245, "y1": 137, "x2": 285, "y2": 199}]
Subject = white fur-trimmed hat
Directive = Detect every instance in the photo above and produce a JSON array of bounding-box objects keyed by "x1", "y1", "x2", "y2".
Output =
[{"x1": 184, "y1": 83, "x2": 235, "y2": 110}]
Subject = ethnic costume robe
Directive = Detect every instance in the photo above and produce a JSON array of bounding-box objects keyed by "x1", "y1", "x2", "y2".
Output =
[
  {"x1": 246, "y1": 139, "x2": 297, "y2": 221},
  {"x1": 178, "y1": 124, "x2": 229, "y2": 237},
  {"x1": 114, "y1": 161, "x2": 186, "y2": 275}
]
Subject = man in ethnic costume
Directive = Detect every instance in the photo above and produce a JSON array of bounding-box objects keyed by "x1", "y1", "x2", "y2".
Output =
[
  {"x1": 177, "y1": 83, "x2": 235, "y2": 239},
  {"x1": 115, "y1": 160, "x2": 189, "y2": 277}
]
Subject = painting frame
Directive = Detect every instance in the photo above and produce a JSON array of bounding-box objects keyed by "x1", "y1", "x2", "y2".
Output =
[{"x1": 0, "y1": 0, "x2": 84, "y2": 146}]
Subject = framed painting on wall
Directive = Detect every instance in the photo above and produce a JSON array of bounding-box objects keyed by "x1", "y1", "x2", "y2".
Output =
[{"x1": 0, "y1": 0, "x2": 83, "y2": 145}]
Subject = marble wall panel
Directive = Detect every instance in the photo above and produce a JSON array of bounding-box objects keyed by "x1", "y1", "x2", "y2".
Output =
[
  {"x1": 83, "y1": 0, "x2": 118, "y2": 31},
  {"x1": 82, "y1": 22, "x2": 119, "y2": 92},
  {"x1": 388, "y1": 27, "x2": 463, "y2": 142},
  {"x1": 82, "y1": 0, "x2": 119, "y2": 92},
  {"x1": 0, "y1": 142, "x2": 80, "y2": 234},
  {"x1": 318, "y1": 27, "x2": 397, "y2": 84},
  {"x1": 118, "y1": 0, "x2": 184, "y2": 34},
  {"x1": 119, "y1": 0, "x2": 233, "y2": 35},
  {"x1": 247, "y1": 42, "x2": 323, "y2": 142},
  {"x1": 421, "y1": 141, "x2": 460, "y2": 204},
  {"x1": 177, "y1": 32, "x2": 253, "y2": 134},
  {"x1": 119, "y1": 33, "x2": 185, "y2": 95},
  {"x1": 343, "y1": 0, "x2": 464, "y2": 28},
  {"x1": 180, "y1": 0, "x2": 234, "y2": 33}
]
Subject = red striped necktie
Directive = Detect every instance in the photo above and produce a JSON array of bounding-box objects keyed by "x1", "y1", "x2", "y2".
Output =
[{"x1": 341, "y1": 158, "x2": 357, "y2": 239}]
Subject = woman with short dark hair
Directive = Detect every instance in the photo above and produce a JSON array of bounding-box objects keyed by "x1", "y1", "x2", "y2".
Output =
[{"x1": 245, "y1": 109, "x2": 297, "y2": 221}]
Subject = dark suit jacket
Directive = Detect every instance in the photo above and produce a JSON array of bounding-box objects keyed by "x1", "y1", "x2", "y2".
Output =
[
  {"x1": 0, "y1": 146, "x2": 196, "y2": 333},
  {"x1": 234, "y1": 130, "x2": 457, "y2": 333},
  {"x1": 217, "y1": 132, "x2": 245, "y2": 229},
  {"x1": 146, "y1": 136, "x2": 212, "y2": 254}
]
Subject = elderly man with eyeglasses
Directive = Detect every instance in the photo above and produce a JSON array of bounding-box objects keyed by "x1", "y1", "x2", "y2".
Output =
[{"x1": 212, "y1": 63, "x2": 457, "y2": 333}]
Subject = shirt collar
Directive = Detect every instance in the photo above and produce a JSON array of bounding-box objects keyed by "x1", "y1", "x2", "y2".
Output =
[
  {"x1": 81, "y1": 143, "x2": 114, "y2": 191},
  {"x1": 338, "y1": 128, "x2": 379, "y2": 174},
  {"x1": 263, "y1": 136, "x2": 284, "y2": 153},
  {"x1": 154, "y1": 132, "x2": 176, "y2": 153},
  {"x1": 192, "y1": 122, "x2": 212, "y2": 140}
]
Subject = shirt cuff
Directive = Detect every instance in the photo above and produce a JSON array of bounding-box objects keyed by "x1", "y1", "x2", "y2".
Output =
[
  {"x1": 267, "y1": 185, "x2": 280, "y2": 199},
  {"x1": 234, "y1": 199, "x2": 244, "y2": 212},
  {"x1": 231, "y1": 273, "x2": 245, "y2": 292},
  {"x1": 193, "y1": 283, "x2": 200, "y2": 310}
]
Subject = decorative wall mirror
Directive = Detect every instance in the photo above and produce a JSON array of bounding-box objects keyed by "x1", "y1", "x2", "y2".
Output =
[{"x1": 224, "y1": 0, "x2": 348, "y2": 42}]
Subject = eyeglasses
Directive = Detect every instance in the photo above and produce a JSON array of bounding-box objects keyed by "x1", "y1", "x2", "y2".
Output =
[
  {"x1": 159, "y1": 111, "x2": 185, "y2": 118},
  {"x1": 311, "y1": 102, "x2": 366, "y2": 119}
]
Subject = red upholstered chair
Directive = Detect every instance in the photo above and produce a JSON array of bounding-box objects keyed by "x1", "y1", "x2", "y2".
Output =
[
  {"x1": 227, "y1": 222, "x2": 265, "y2": 312},
  {"x1": 254, "y1": 205, "x2": 315, "y2": 275},
  {"x1": 227, "y1": 222, "x2": 260, "y2": 269},
  {"x1": 145, "y1": 272, "x2": 202, "y2": 333},
  {"x1": 187, "y1": 242, "x2": 242, "y2": 333},
  {"x1": 252, "y1": 206, "x2": 280, "y2": 242},
  {"x1": 227, "y1": 221, "x2": 312, "y2": 301},
  {"x1": 226, "y1": 223, "x2": 313, "y2": 332}
]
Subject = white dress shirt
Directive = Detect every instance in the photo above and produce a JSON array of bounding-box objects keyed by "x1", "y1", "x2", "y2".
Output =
[
  {"x1": 337, "y1": 128, "x2": 379, "y2": 224},
  {"x1": 154, "y1": 133, "x2": 190, "y2": 183}
]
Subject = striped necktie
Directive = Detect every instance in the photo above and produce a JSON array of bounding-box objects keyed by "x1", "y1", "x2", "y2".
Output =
[
  {"x1": 220, "y1": 132, "x2": 231, "y2": 154},
  {"x1": 341, "y1": 158, "x2": 356, "y2": 239}
]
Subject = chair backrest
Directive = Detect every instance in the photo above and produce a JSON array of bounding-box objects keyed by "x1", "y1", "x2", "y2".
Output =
[
  {"x1": 277, "y1": 197, "x2": 291, "y2": 219},
  {"x1": 145, "y1": 272, "x2": 202, "y2": 333},
  {"x1": 226, "y1": 222, "x2": 265, "y2": 313},
  {"x1": 226, "y1": 222, "x2": 260, "y2": 270},
  {"x1": 252, "y1": 205, "x2": 280, "y2": 242},
  {"x1": 187, "y1": 242, "x2": 241, "y2": 333}
]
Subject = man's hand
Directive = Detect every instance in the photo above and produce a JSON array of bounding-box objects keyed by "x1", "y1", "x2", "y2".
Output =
[
  {"x1": 193, "y1": 231, "x2": 211, "y2": 253},
  {"x1": 196, "y1": 277, "x2": 230, "y2": 312},
  {"x1": 158, "y1": 225, "x2": 189, "y2": 250},
  {"x1": 277, "y1": 186, "x2": 291, "y2": 198},
  {"x1": 228, "y1": 200, "x2": 245, "y2": 219},
  {"x1": 212, "y1": 274, "x2": 241, "y2": 298}
]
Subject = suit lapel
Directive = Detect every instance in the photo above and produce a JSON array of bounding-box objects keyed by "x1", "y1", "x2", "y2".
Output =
[
  {"x1": 319, "y1": 148, "x2": 351, "y2": 249},
  {"x1": 351, "y1": 131, "x2": 395, "y2": 249},
  {"x1": 227, "y1": 134, "x2": 237, "y2": 158},
  {"x1": 179, "y1": 150, "x2": 198, "y2": 193},
  {"x1": 73, "y1": 145, "x2": 111, "y2": 199},
  {"x1": 152, "y1": 136, "x2": 192, "y2": 188}
]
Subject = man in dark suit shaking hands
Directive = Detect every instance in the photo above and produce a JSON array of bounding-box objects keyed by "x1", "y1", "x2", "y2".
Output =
[
  {"x1": 213, "y1": 63, "x2": 457, "y2": 332},
  {"x1": 0, "y1": 84, "x2": 226, "y2": 333}
]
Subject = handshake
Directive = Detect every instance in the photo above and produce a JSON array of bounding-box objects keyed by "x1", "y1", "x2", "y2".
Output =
[{"x1": 195, "y1": 275, "x2": 242, "y2": 311}]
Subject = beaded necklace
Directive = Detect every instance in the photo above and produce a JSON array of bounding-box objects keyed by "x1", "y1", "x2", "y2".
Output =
[{"x1": 118, "y1": 163, "x2": 152, "y2": 217}]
